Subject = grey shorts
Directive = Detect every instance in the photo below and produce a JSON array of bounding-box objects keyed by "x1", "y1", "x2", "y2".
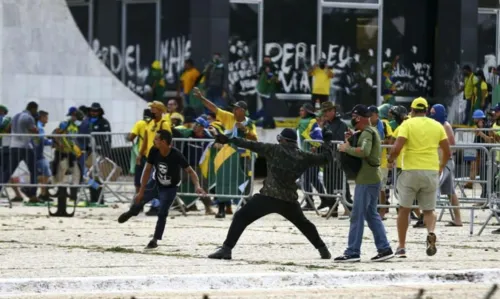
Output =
[
  {"x1": 439, "y1": 159, "x2": 455, "y2": 196},
  {"x1": 396, "y1": 170, "x2": 439, "y2": 211}
]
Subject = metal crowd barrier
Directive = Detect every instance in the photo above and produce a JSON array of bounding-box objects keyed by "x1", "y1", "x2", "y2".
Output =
[
  {"x1": 300, "y1": 138, "x2": 500, "y2": 235},
  {"x1": 89, "y1": 133, "x2": 256, "y2": 210},
  {"x1": 1, "y1": 132, "x2": 256, "y2": 215},
  {"x1": 0, "y1": 133, "x2": 95, "y2": 215}
]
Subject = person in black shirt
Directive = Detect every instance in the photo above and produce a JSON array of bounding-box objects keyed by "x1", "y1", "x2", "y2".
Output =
[
  {"x1": 208, "y1": 128, "x2": 335, "y2": 260},
  {"x1": 118, "y1": 130, "x2": 205, "y2": 249}
]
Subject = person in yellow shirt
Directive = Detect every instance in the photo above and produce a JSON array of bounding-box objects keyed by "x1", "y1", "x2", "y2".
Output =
[
  {"x1": 461, "y1": 65, "x2": 478, "y2": 125},
  {"x1": 129, "y1": 109, "x2": 152, "y2": 193},
  {"x1": 179, "y1": 59, "x2": 201, "y2": 106},
  {"x1": 137, "y1": 101, "x2": 171, "y2": 216},
  {"x1": 388, "y1": 97, "x2": 451, "y2": 259},
  {"x1": 193, "y1": 87, "x2": 257, "y2": 218},
  {"x1": 308, "y1": 58, "x2": 334, "y2": 107},
  {"x1": 474, "y1": 70, "x2": 489, "y2": 112}
]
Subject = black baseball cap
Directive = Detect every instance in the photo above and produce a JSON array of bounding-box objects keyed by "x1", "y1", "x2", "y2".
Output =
[
  {"x1": 232, "y1": 101, "x2": 248, "y2": 110},
  {"x1": 351, "y1": 104, "x2": 372, "y2": 118},
  {"x1": 368, "y1": 105, "x2": 379, "y2": 114},
  {"x1": 277, "y1": 128, "x2": 297, "y2": 143}
]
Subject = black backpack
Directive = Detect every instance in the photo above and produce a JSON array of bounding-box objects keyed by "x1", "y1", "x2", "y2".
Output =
[{"x1": 337, "y1": 129, "x2": 380, "y2": 180}]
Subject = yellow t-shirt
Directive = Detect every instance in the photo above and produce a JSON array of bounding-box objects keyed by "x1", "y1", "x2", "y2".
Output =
[
  {"x1": 380, "y1": 119, "x2": 393, "y2": 169},
  {"x1": 180, "y1": 68, "x2": 201, "y2": 94},
  {"x1": 396, "y1": 117, "x2": 447, "y2": 171},
  {"x1": 311, "y1": 68, "x2": 332, "y2": 95},
  {"x1": 464, "y1": 74, "x2": 478, "y2": 100},
  {"x1": 144, "y1": 118, "x2": 171, "y2": 157},
  {"x1": 392, "y1": 126, "x2": 403, "y2": 169},
  {"x1": 479, "y1": 81, "x2": 489, "y2": 100},
  {"x1": 130, "y1": 120, "x2": 148, "y2": 150},
  {"x1": 494, "y1": 123, "x2": 500, "y2": 162},
  {"x1": 216, "y1": 108, "x2": 258, "y2": 157}
]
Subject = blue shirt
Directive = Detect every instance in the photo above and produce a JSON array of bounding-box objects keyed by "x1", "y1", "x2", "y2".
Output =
[
  {"x1": 376, "y1": 119, "x2": 385, "y2": 140},
  {"x1": 33, "y1": 121, "x2": 53, "y2": 160}
]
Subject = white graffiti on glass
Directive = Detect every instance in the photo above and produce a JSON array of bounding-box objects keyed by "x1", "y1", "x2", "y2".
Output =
[
  {"x1": 264, "y1": 42, "x2": 374, "y2": 94},
  {"x1": 384, "y1": 46, "x2": 432, "y2": 93},
  {"x1": 228, "y1": 39, "x2": 258, "y2": 96},
  {"x1": 92, "y1": 36, "x2": 191, "y2": 95}
]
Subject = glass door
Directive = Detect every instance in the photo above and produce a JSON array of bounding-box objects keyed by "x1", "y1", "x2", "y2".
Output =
[
  {"x1": 121, "y1": 0, "x2": 161, "y2": 96},
  {"x1": 478, "y1": 9, "x2": 499, "y2": 85},
  {"x1": 228, "y1": 0, "x2": 263, "y2": 116}
]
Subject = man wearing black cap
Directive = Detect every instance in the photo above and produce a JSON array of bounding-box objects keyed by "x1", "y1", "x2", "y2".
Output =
[
  {"x1": 193, "y1": 87, "x2": 257, "y2": 218},
  {"x1": 207, "y1": 128, "x2": 336, "y2": 260},
  {"x1": 334, "y1": 104, "x2": 393, "y2": 262},
  {"x1": 318, "y1": 101, "x2": 352, "y2": 216}
]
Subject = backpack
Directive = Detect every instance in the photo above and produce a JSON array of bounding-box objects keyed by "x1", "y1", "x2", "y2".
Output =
[{"x1": 337, "y1": 129, "x2": 380, "y2": 180}]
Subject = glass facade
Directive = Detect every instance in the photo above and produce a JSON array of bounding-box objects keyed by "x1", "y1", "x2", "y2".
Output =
[
  {"x1": 228, "y1": 3, "x2": 259, "y2": 114},
  {"x1": 124, "y1": 2, "x2": 158, "y2": 95},
  {"x1": 478, "y1": 12, "x2": 498, "y2": 83},
  {"x1": 382, "y1": 0, "x2": 436, "y2": 98},
  {"x1": 322, "y1": 8, "x2": 378, "y2": 112},
  {"x1": 66, "y1": 0, "x2": 485, "y2": 118}
]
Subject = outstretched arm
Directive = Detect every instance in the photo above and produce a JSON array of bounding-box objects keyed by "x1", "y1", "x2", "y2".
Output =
[
  {"x1": 229, "y1": 138, "x2": 274, "y2": 157},
  {"x1": 303, "y1": 144, "x2": 334, "y2": 166}
]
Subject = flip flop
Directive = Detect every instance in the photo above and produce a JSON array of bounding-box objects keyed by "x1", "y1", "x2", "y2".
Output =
[{"x1": 445, "y1": 221, "x2": 463, "y2": 227}]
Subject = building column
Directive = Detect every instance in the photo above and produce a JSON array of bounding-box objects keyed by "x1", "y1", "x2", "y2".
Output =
[
  {"x1": 189, "y1": 0, "x2": 230, "y2": 69},
  {"x1": 434, "y1": 0, "x2": 478, "y2": 105}
]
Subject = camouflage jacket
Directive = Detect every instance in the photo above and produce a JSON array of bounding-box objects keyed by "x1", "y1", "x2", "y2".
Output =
[{"x1": 230, "y1": 138, "x2": 334, "y2": 202}]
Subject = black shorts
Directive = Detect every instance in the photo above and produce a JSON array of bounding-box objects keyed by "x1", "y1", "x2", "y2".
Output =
[{"x1": 311, "y1": 94, "x2": 329, "y2": 104}]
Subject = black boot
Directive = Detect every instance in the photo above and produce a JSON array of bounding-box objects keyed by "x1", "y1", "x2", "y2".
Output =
[
  {"x1": 118, "y1": 211, "x2": 133, "y2": 223},
  {"x1": 215, "y1": 203, "x2": 225, "y2": 219},
  {"x1": 146, "y1": 206, "x2": 159, "y2": 216},
  {"x1": 318, "y1": 246, "x2": 331, "y2": 259},
  {"x1": 208, "y1": 245, "x2": 232, "y2": 260}
]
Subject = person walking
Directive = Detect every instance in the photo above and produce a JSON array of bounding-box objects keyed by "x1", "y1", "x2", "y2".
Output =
[
  {"x1": 118, "y1": 130, "x2": 206, "y2": 249},
  {"x1": 429, "y1": 104, "x2": 463, "y2": 227},
  {"x1": 334, "y1": 105, "x2": 394, "y2": 262},
  {"x1": 207, "y1": 128, "x2": 336, "y2": 260},
  {"x1": 388, "y1": 97, "x2": 451, "y2": 258}
]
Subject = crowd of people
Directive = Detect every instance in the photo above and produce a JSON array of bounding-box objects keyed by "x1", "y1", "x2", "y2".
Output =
[
  {"x1": 1, "y1": 55, "x2": 500, "y2": 256},
  {"x1": 0, "y1": 101, "x2": 111, "y2": 205}
]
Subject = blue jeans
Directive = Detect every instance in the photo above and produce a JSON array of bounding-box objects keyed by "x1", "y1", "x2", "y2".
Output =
[
  {"x1": 255, "y1": 95, "x2": 275, "y2": 127},
  {"x1": 345, "y1": 183, "x2": 391, "y2": 256},
  {"x1": 129, "y1": 179, "x2": 177, "y2": 240}
]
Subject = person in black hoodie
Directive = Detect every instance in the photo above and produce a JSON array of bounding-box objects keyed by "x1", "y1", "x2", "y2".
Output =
[{"x1": 318, "y1": 101, "x2": 353, "y2": 217}]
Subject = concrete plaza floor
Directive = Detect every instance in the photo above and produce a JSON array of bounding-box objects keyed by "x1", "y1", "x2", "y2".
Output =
[{"x1": 0, "y1": 181, "x2": 499, "y2": 299}]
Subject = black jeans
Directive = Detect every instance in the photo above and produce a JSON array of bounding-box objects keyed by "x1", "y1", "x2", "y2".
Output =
[
  {"x1": 223, "y1": 194, "x2": 326, "y2": 249},
  {"x1": 0, "y1": 147, "x2": 37, "y2": 197},
  {"x1": 129, "y1": 179, "x2": 177, "y2": 240}
]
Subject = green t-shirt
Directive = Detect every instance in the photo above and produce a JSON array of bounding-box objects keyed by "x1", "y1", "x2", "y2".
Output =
[
  {"x1": 345, "y1": 126, "x2": 382, "y2": 184},
  {"x1": 256, "y1": 66, "x2": 278, "y2": 96}
]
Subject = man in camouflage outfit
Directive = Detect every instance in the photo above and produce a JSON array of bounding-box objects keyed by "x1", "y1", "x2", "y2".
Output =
[{"x1": 208, "y1": 128, "x2": 335, "y2": 260}]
